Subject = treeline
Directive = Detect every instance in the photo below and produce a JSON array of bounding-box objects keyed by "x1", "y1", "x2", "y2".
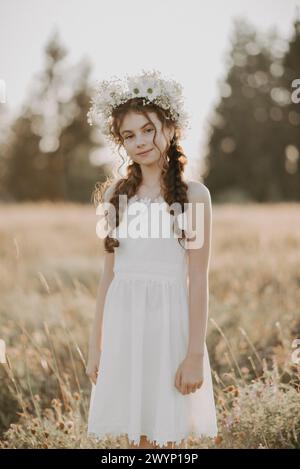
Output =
[
  {"x1": 0, "y1": 13, "x2": 300, "y2": 203},
  {"x1": 0, "y1": 31, "x2": 109, "y2": 203},
  {"x1": 202, "y1": 14, "x2": 300, "y2": 202}
]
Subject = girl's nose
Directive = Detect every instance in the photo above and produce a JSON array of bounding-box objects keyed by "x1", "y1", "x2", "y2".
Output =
[{"x1": 135, "y1": 133, "x2": 147, "y2": 145}]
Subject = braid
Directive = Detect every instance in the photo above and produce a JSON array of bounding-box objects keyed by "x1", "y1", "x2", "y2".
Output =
[
  {"x1": 103, "y1": 161, "x2": 143, "y2": 253},
  {"x1": 161, "y1": 135, "x2": 189, "y2": 249}
]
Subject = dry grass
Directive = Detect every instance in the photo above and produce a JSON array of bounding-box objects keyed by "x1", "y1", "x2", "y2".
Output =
[{"x1": 0, "y1": 201, "x2": 300, "y2": 449}]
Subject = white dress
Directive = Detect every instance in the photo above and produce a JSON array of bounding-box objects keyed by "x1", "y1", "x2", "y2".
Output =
[{"x1": 87, "y1": 194, "x2": 218, "y2": 448}]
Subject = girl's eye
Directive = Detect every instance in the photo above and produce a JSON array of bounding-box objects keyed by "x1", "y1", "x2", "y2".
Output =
[{"x1": 124, "y1": 128, "x2": 153, "y2": 140}]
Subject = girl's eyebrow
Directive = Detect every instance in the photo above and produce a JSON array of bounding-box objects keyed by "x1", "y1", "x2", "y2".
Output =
[{"x1": 121, "y1": 123, "x2": 152, "y2": 136}]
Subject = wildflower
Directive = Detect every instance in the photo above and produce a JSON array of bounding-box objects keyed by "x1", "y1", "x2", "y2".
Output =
[
  {"x1": 214, "y1": 435, "x2": 223, "y2": 445},
  {"x1": 57, "y1": 421, "x2": 65, "y2": 430},
  {"x1": 224, "y1": 385, "x2": 235, "y2": 393},
  {"x1": 258, "y1": 443, "x2": 267, "y2": 449},
  {"x1": 73, "y1": 392, "x2": 81, "y2": 401},
  {"x1": 51, "y1": 398, "x2": 62, "y2": 409}
]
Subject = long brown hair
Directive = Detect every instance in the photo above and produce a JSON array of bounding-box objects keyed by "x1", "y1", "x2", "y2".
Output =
[{"x1": 91, "y1": 97, "x2": 189, "y2": 253}]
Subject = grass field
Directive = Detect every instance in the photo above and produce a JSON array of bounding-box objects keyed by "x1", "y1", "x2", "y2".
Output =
[{"x1": 0, "y1": 202, "x2": 300, "y2": 449}]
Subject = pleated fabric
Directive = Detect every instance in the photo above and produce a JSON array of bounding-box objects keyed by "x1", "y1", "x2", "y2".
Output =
[{"x1": 87, "y1": 196, "x2": 218, "y2": 448}]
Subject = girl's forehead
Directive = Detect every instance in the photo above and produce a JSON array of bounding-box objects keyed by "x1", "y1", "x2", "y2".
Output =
[{"x1": 121, "y1": 111, "x2": 161, "y2": 130}]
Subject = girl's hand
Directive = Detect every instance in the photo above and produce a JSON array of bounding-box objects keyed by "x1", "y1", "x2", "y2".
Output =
[
  {"x1": 174, "y1": 354, "x2": 204, "y2": 395},
  {"x1": 86, "y1": 351, "x2": 101, "y2": 385}
]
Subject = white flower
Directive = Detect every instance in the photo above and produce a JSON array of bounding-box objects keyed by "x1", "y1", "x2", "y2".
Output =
[
  {"x1": 127, "y1": 75, "x2": 161, "y2": 100},
  {"x1": 87, "y1": 69, "x2": 190, "y2": 143}
]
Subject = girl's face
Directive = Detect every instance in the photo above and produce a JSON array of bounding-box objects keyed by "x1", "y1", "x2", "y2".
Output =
[{"x1": 119, "y1": 111, "x2": 174, "y2": 165}]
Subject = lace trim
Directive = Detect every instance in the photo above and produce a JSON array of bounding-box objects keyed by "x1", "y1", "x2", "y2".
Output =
[{"x1": 129, "y1": 194, "x2": 165, "y2": 205}]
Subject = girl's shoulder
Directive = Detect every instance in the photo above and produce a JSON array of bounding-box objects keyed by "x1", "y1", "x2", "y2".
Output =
[{"x1": 186, "y1": 179, "x2": 211, "y2": 203}]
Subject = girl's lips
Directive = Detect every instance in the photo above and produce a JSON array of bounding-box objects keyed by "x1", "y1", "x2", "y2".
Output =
[{"x1": 137, "y1": 149, "x2": 153, "y2": 156}]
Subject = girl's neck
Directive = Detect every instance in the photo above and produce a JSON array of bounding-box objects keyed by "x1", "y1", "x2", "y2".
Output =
[
  {"x1": 137, "y1": 185, "x2": 162, "y2": 200},
  {"x1": 138, "y1": 177, "x2": 162, "y2": 199}
]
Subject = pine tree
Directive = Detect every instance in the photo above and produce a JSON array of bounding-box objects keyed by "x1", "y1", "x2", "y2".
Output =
[
  {"x1": 6, "y1": 30, "x2": 108, "y2": 202},
  {"x1": 279, "y1": 13, "x2": 300, "y2": 200},
  {"x1": 202, "y1": 17, "x2": 289, "y2": 202}
]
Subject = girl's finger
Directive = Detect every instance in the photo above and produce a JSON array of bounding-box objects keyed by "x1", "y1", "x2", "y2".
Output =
[
  {"x1": 174, "y1": 369, "x2": 181, "y2": 391},
  {"x1": 178, "y1": 371, "x2": 182, "y2": 392},
  {"x1": 180, "y1": 380, "x2": 187, "y2": 395},
  {"x1": 185, "y1": 384, "x2": 192, "y2": 394}
]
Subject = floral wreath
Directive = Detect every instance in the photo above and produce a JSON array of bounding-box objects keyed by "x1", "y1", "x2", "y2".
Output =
[{"x1": 87, "y1": 68, "x2": 191, "y2": 146}]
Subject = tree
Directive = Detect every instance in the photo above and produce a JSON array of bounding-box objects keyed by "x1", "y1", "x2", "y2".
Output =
[
  {"x1": 279, "y1": 14, "x2": 300, "y2": 200},
  {"x1": 6, "y1": 30, "x2": 109, "y2": 202},
  {"x1": 202, "y1": 15, "x2": 300, "y2": 202}
]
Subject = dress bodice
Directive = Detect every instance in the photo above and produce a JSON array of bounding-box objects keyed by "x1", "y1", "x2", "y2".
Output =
[{"x1": 111, "y1": 195, "x2": 188, "y2": 282}]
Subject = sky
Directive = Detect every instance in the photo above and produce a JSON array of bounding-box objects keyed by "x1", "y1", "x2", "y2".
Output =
[{"x1": 1, "y1": 0, "x2": 299, "y2": 177}]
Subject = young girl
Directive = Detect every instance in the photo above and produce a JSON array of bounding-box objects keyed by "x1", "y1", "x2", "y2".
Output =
[{"x1": 85, "y1": 70, "x2": 218, "y2": 449}]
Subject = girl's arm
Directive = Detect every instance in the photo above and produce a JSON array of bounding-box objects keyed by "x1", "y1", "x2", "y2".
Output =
[
  {"x1": 174, "y1": 181, "x2": 212, "y2": 395},
  {"x1": 186, "y1": 180, "x2": 212, "y2": 358},
  {"x1": 87, "y1": 250, "x2": 115, "y2": 359},
  {"x1": 86, "y1": 184, "x2": 116, "y2": 384}
]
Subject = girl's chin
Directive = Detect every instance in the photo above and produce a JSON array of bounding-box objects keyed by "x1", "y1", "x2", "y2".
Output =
[
  {"x1": 140, "y1": 156, "x2": 159, "y2": 165},
  {"x1": 133, "y1": 153, "x2": 160, "y2": 163}
]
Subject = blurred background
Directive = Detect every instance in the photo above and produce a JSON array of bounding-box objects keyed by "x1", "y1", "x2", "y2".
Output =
[{"x1": 1, "y1": 0, "x2": 300, "y2": 450}]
